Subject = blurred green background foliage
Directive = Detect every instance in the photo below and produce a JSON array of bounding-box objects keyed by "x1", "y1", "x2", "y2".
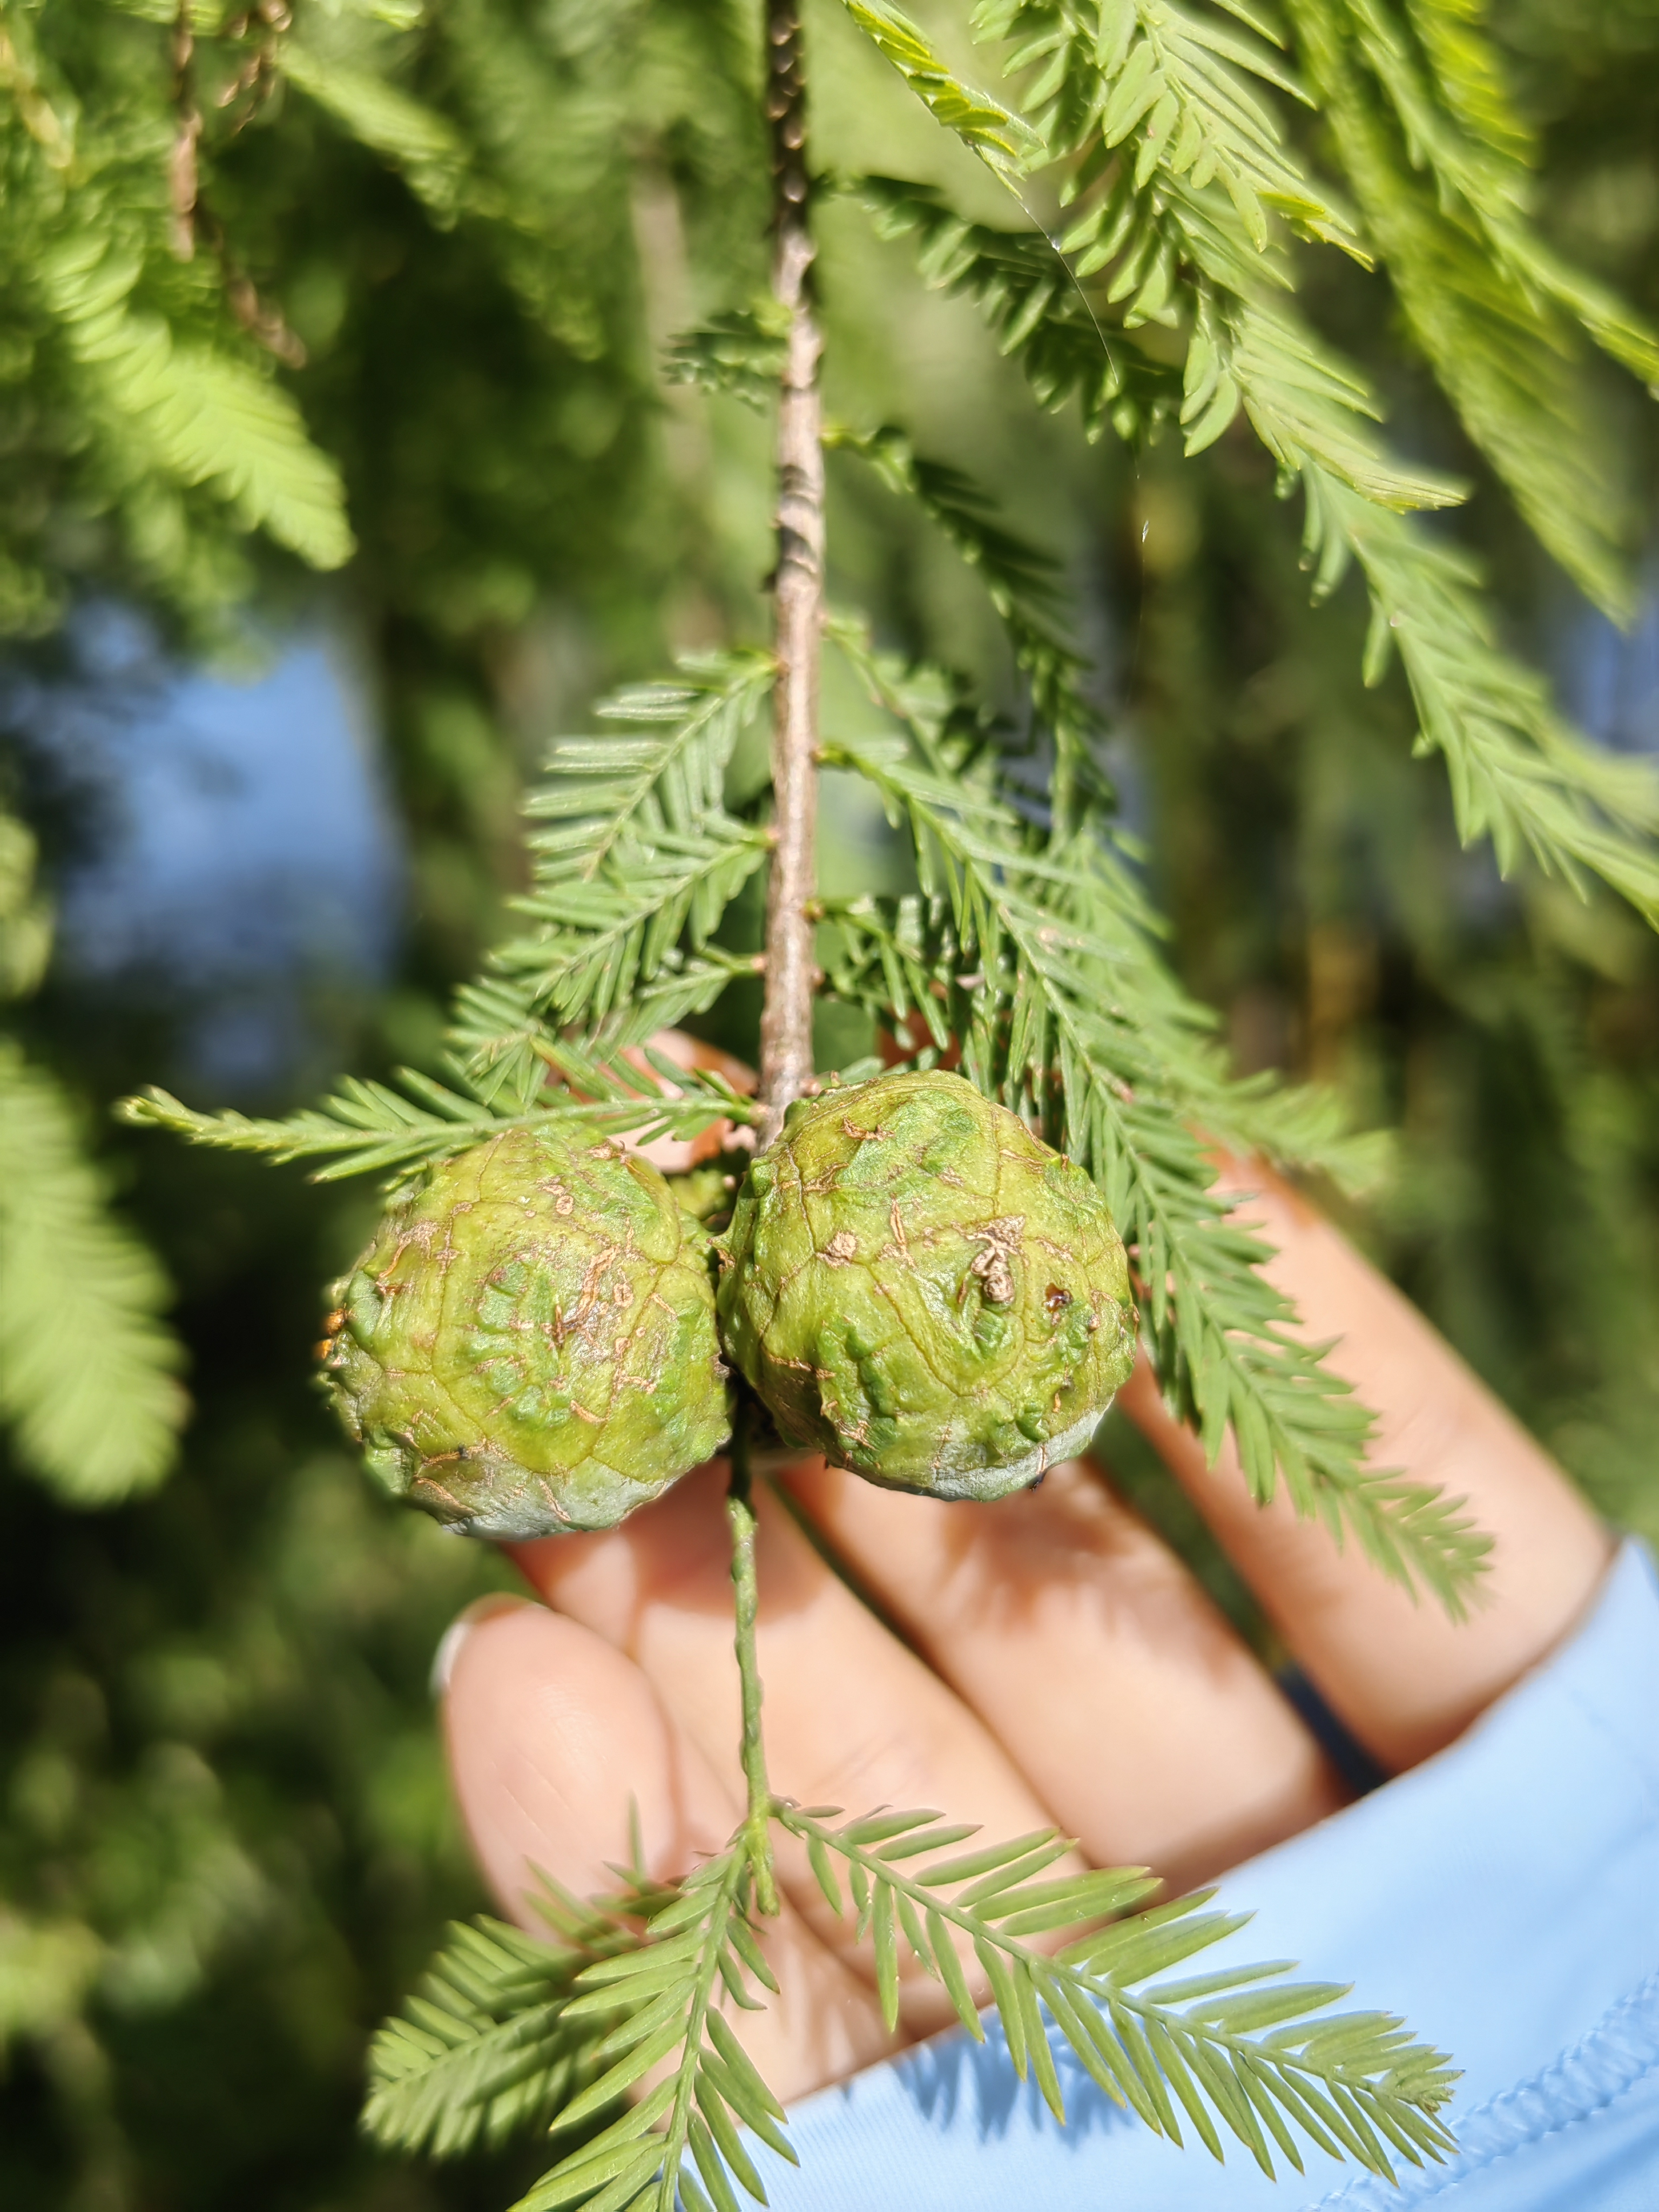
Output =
[{"x1": 1, "y1": 0, "x2": 1657, "y2": 2202}]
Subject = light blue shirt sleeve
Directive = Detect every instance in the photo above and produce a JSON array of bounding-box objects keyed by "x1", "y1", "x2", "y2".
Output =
[{"x1": 754, "y1": 1539, "x2": 1659, "y2": 2211}]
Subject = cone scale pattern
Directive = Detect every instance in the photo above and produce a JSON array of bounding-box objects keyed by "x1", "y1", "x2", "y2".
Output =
[
  {"x1": 717, "y1": 1070, "x2": 1137, "y2": 1498},
  {"x1": 320, "y1": 1126, "x2": 729, "y2": 1539}
]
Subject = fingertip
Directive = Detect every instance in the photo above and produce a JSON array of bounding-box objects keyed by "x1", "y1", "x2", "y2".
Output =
[
  {"x1": 430, "y1": 1591, "x2": 532, "y2": 1700},
  {"x1": 442, "y1": 1599, "x2": 734, "y2": 1919}
]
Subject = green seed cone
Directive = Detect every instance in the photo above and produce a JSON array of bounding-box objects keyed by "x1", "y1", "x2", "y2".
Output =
[
  {"x1": 716, "y1": 1069, "x2": 1137, "y2": 1498},
  {"x1": 320, "y1": 1125, "x2": 731, "y2": 1539}
]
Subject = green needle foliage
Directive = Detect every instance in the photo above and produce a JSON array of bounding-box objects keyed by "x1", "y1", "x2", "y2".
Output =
[
  {"x1": 372, "y1": 1851, "x2": 798, "y2": 2212},
  {"x1": 372, "y1": 1810, "x2": 1458, "y2": 2209},
  {"x1": 364, "y1": 1872, "x2": 684, "y2": 2161},
  {"x1": 849, "y1": 0, "x2": 1659, "y2": 914},
  {"x1": 0, "y1": 1038, "x2": 186, "y2": 1502},
  {"x1": 0, "y1": 1, "x2": 353, "y2": 629},
  {"x1": 128, "y1": 1047, "x2": 758, "y2": 1184},
  {"x1": 465, "y1": 651, "x2": 778, "y2": 1071},
  {"x1": 779, "y1": 1806, "x2": 1456, "y2": 2174},
  {"x1": 1287, "y1": 0, "x2": 1659, "y2": 617},
  {"x1": 0, "y1": 0, "x2": 757, "y2": 640},
  {"x1": 0, "y1": 806, "x2": 185, "y2": 1503},
  {"x1": 10, "y1": 0, "x2": 1659, "y2": 2202}
]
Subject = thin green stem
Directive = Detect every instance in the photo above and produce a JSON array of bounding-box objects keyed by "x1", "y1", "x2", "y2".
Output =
[{"x1": 726, "y1": 1405, "x2": 779, "y2": 1914}]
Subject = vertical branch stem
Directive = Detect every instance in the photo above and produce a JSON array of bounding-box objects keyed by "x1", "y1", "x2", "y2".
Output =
[
  {"x1": 725, "y1": 1408, "x2": 779, "y2": 1913},
  {"x1": 757, "y1": 0, "x2": 823, "y2": 1150},
  {"x1": 168, "y1": 1, "x2": 201, "y2": 260},
  {"x1": 720, "y1": 0, "x2": 820, "y2": 1923}
]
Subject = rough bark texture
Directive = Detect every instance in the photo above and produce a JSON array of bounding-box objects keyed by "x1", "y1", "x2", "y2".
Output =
[{"x1": 757, "y1": 0, "x2": 822, "y2": 1151}]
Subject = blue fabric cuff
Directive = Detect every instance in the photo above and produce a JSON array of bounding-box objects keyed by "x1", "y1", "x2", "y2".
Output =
[{"x1": 755, "y1": 1539, "x2": 1659, "y2": 2210}]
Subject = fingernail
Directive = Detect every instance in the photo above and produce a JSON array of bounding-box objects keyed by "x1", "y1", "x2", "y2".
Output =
[{"x1": 430, "y1": 1593, "x2": 533, "y2": 1700}]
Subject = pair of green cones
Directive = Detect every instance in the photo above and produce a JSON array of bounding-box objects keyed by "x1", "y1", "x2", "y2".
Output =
[{"x1": 322, "y1": 1068, "x2": 1137, "y2": 1539}]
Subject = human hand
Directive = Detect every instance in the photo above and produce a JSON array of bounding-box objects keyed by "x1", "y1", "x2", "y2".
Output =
[{"x1": 439, "y1": 1155, "x2": 1612, "y2": 2105}]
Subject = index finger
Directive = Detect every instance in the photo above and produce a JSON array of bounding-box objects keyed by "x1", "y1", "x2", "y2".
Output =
[{"x1": 1119, "y1": 1159, "x2": 1613, "y2": 1772}]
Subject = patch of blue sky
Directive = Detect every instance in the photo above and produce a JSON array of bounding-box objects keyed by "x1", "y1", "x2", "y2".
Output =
[
  {"x1": 1559, "y1": 564, "x2": 1659, "y2": 758},
  {"x1": 4, "y1": 602, "x2": 403, "y2": 1092}
]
